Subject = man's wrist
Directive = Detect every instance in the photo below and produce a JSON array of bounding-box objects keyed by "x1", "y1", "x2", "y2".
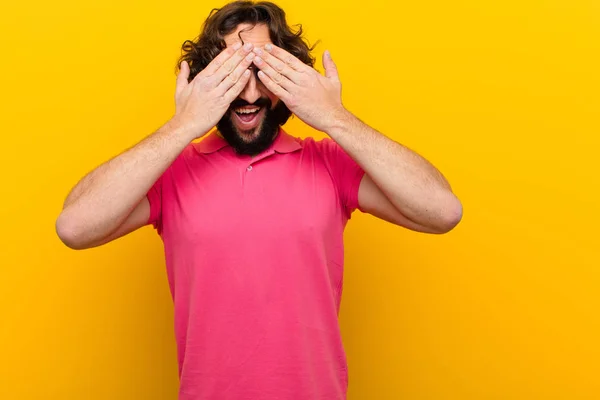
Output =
[
  {"x1": 325, "y1": 107, "x2": 355, "y2": 139},
  {"x1": 166, "y1": 116, "x2": 209, "y2": 143}
]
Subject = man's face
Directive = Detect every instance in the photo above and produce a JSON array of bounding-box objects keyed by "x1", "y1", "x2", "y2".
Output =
[{"x1": 217, "y1": 23, "x2": 286, "y2": 155}]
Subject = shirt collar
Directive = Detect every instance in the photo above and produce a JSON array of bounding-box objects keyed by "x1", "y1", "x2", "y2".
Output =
[{"x1": 193, "y1": 127, "x2": 302, "y2": 155}]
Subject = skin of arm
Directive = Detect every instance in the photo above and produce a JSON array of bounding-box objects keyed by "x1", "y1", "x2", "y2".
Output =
[
  {"x1": 56, "y1": 42, "x2": 258, "y2": 249},
  {"x1": 56, "y1": 120, "x2": 195, "y2": 249},
  {"x1": 252, "y1": 44, "x2": 462, "y2": 233},
  {"x1": 327, "y1": 112, "x2": 462, "y2": 234}
]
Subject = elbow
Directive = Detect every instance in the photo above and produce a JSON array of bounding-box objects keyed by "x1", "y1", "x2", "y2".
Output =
[
  {"x1": 55, "y1": 212, "x2": 89, "y2": 250},
  {"x1": 433, "y1": 193, "x2": 463, "y2": 234}
]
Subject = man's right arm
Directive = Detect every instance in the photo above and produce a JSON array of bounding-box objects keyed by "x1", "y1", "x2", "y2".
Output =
[
  {"x1": 55, "y1": 119, "x2": 196, "y2": 249},
  {"x1": 56, "y1": 42, "x2": 257, "y2": 250}
]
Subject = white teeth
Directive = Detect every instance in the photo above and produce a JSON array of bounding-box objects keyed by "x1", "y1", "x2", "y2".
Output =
[{"x1": 236, "y1": 107, "x2": 260, "y2": 114}]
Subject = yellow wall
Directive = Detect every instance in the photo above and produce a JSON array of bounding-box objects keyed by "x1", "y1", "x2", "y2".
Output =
[{"x1": 1, "y1": 0, "x2": 599, "y2": 398}]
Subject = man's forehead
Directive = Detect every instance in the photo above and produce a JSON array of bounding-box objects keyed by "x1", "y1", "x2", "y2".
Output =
[{"x1": 223, "y1": 23, "x2": 272, "y2": 48}]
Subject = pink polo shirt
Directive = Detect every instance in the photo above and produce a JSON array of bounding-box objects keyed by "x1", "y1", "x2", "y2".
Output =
[{"x1": 147, "y1": 128, "x2": 365, "y2": 400}]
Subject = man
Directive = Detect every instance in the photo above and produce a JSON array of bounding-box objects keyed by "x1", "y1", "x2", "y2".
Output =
[{"x1": 56, "y1": 1, "x2": 462, "y2": 399}]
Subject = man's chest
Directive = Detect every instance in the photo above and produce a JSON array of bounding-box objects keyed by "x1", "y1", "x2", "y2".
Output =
[{"x1": 160, "y1": 157, "x2": 344, "y2": 246}]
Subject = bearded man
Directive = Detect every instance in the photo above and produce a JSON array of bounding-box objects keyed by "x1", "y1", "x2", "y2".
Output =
[{"x1": 56, "y1": 1, "x2": 463, "y2": 399}]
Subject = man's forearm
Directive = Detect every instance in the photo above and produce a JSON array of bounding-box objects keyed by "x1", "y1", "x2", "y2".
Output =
[
  {"x1": 326, "y1": 109, "x2": 462, "y2": 231},
  {"x1": 57, "y1": 118, "x2": 195, "y2": 245}
]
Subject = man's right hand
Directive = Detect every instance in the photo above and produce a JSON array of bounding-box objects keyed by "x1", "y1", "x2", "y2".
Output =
[{"x1": 173, "y1": 42, "x2": 256, "y2": 139}]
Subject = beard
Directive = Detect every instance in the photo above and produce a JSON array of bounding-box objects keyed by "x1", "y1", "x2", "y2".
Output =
[{"x1": 216, "y1": 97, "x2": 291, "y2": 156}]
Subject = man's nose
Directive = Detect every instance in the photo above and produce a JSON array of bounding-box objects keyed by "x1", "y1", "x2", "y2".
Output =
[{"x1": 238, "y1": 72, "x2": 262, "y2": 105}]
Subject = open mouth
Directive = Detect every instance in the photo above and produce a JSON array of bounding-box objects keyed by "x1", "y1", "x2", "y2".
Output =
[{"x1": 233, "y1": 106, "x2": 265, "y2": 130}]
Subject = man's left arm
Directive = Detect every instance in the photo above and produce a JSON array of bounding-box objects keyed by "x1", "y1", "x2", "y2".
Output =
[
  {"x1": 252, "y1": 44, "x2": 462, "y2": 234},
  {"x1": 327, "y1": 109, "x2": 462, "y2": 234}
]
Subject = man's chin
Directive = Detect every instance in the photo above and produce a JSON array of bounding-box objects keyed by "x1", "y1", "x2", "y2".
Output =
[{"x1": 234, "y1": 125, "x2": 261, "y2": 143}]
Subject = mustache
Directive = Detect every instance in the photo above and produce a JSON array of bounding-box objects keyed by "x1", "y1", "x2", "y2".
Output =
[{"x1": 229, "y1": 98, "x2": 271, "y2": 110}]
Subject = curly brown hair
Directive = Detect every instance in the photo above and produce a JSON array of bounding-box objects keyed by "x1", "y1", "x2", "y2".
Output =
[{"x1": 177, "y1": 1, "x2": 317, "y2": 82}]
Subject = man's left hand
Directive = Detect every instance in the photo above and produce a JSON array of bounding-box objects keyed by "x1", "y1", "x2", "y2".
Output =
[{"x1": 252, "y1": 44, "x2": 349, "y2": 133}]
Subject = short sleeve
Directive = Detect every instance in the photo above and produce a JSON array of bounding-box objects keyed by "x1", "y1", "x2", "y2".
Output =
[
  {"x1": 145, "y1": 144, "x2": 194, "y2": 235},
  {"x1": 146, "y1": 174, "x2": 163, "y2": 234},
  {"x1": 317, "y1": 138, "x2": 366, "y2": 218}
]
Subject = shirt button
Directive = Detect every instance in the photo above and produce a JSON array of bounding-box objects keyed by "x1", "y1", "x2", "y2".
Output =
[{"x1": 247, "y1": 166, "x2": 253, "y2": 171}]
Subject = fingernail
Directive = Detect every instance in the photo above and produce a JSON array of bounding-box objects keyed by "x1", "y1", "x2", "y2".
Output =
[
  {"x1": 243, "y1": 42, "x2": 253, "y2": 51},
  {"x1": 244, "y1": 69, "x2": 250, "y2": 76},
  {"x1": 325, "y1": 50, "x2": 331, "y2": 59},
  {"x1": 233, "y1": 42, "x2": 242, "y2": 50},
  {"x1": 246, "y1": 52, "x2": 255, "y2": 61},
  {"x1": 254, "y1": 47, "x2": 263, "y2": 56},
  {"x1": 265, "y1": 44, "x2": 273, "y2": 52},
  {"x1": 254, "y1": 56, "x2": 263, "y2": 64}
]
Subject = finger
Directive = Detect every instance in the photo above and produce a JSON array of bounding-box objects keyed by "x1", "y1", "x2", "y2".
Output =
[
  {"x1": 263, "y1": 43, "x2": 309, "y2": 72},
  {"x1": 176, "y1": 61, "x2": 190, "y2": 95},
  {"x1": 254, "y1": 47, "x2": 303, "y2": 84},
  {"x1": 253, "y1": 56, "x2": 294, "y2": 91},
  {"x1": 212, "y1": 42, "x2": 255, "y2": 83},
  {"x1": 201, "y1": 42, "x2": 245, "y2": 77},
  {"x1": 223, "y1": 69, "x2": 252, "y2": 103},
  {"x1": 323, "y1": 50, "x2": 340, "y2": 83},
  {"x1": 216, "y1": 51, "x2": 256, "y2": 94},
  {"x1": 256, "y1": 70, "x2": 291, "y2": 102}
]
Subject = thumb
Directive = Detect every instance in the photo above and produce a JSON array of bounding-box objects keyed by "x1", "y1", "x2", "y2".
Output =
[
  {"x1": 323, "y1": 50, "x2": 340, "y2": 83},
  {"x1": 176, "y1": 61, "x2": 190, "y2": 95}
]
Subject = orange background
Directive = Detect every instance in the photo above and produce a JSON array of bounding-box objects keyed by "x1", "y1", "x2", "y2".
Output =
[{"x1": 1, "y1": 0, "x2": 599, "y2": 398}]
